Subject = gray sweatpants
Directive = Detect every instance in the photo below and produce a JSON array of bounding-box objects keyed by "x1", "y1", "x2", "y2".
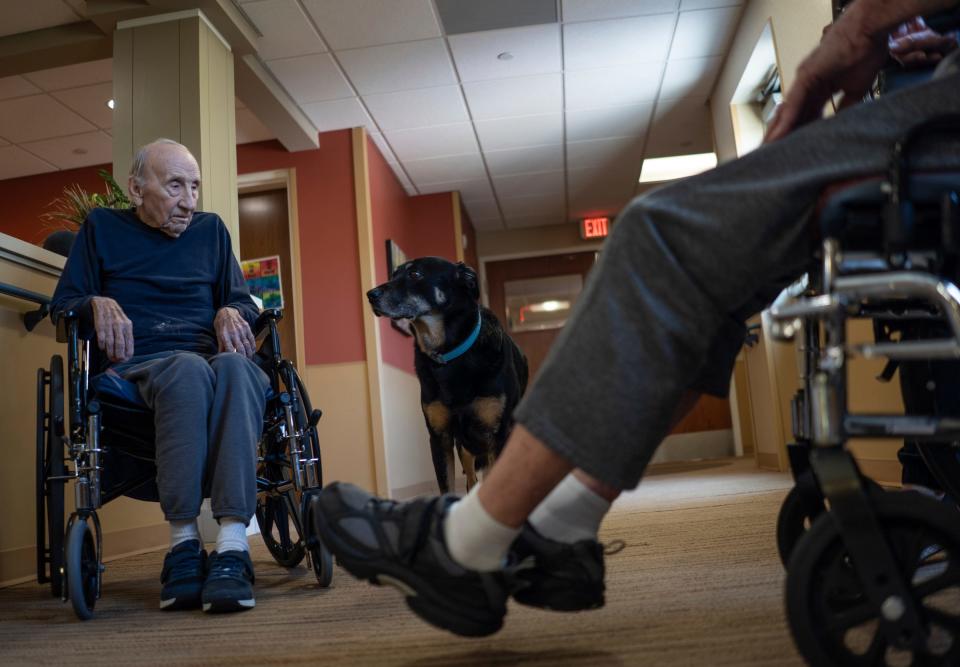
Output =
[
  {"x1": 116, "y1": 351, "x2": 269, "y2": 524},
  {"x1": 515, "y1": 67, "x2": 960, "y2": 491}
]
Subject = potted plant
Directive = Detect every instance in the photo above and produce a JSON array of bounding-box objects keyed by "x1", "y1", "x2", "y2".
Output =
[{"x1": 41, "y1": 169, "x2": 129, "y2": 256}]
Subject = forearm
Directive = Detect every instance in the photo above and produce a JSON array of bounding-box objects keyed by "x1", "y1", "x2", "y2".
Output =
[{"x1": 848, "y1": 0, "x2": 959, "y2": 38}]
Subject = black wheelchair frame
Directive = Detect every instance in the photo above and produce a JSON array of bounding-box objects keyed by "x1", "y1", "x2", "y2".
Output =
[
  {"x1": 768, "y1": 114, "x2": 960, "y2": 665},
  {"x1": 35, "y1": 308, "x2": 332, "y2": 620}
]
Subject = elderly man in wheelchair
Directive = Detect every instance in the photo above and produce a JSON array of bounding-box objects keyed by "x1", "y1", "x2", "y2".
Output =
[{"x1": 38, "y1": 138, "x2": 330, "y2": 620}]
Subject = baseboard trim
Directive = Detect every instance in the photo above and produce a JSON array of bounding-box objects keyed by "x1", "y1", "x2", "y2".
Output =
[
  {"x1": 756, "y1": 452, "x2": 780, "y2": 471},
  {"x1": 391, "y1": 480, "x2": 437, "y2": 500},
  {"x1": 1, "y1": 522, "x2": 168, "y2": 589}
]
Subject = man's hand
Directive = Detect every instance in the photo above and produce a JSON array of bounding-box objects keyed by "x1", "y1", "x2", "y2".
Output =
[
  {"x1": 214, "y1": 307, "x2": 256, "y2": 358},
  {"x1": 91, "y1": 296, "x2": 134, "y2": 363},
  {"x1": 889, "y1": 17, "x2": 958, "y2": 67},
  {"x1": 765, "y1": 10, "x2": 888, "y2": 143}
]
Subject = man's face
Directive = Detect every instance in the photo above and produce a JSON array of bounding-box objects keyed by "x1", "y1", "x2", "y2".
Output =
[{"x1": 131, "y1": 144, "x2": 201, "y2": 238}]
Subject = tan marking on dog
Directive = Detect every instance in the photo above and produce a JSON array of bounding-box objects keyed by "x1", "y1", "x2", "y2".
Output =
[
  {"x1": 457, "y1": 446, "x2": 478, "y2": 491},
  {"x1": 411, "y1": 314, "x2": 445, "y2": 356},
  {"x1": 423, "y1": 401, "x2": 450, "y2": 433},
  {"x1": 472, "y1": 395, "x2": 506, "y2": 430}
]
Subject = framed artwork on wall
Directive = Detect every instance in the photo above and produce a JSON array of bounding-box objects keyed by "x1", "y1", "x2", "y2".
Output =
[{"x1": 384, "y1": 239, "x2": 413, "y2": 337}]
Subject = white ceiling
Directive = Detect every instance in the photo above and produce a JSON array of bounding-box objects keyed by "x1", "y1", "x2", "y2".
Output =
[{"x1": 0, "y1": 0, "x2": 746, "y2": 231}]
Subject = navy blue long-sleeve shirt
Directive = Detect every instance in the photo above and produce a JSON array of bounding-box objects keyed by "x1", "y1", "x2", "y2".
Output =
[{"x1": 51, "y1": 208, "x2": 258, "y2": 366}]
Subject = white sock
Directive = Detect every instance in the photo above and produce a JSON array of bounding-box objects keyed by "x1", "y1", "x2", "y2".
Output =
[
  {"x1": 215, "y1": 518, "x2": 249, "y2": 554},
  {"x1": 528, "y1": 473, "x2": 612, "y2": 544},
  {"x1": 169, "y1": 519, "x2": 200, "y2": 550},
  {"x1": 443, "y1": 486, "x2": 520, "y2": 572}
]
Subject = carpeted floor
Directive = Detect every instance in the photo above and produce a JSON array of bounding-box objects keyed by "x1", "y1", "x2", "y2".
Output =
[{"x1": 0, "y1": 457, "x2": 804, "y2": 666}]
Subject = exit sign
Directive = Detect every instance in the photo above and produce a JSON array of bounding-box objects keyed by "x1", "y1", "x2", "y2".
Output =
[{"x1": 580, "y1": 217, "x2": 609, "y2": 240}]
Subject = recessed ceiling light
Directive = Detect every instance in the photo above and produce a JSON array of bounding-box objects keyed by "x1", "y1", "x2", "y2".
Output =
[
  {"x1": 106, "y1": 99, "x2": 115, "y2": 109},
  {"x1": 496, "y1": 52, "x2": 513, "y2": 61},
  {"x1": 639, "y1": 152, "x2": 717, "y2": 183}
]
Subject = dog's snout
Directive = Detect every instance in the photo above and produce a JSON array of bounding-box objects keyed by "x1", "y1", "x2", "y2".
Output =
[{"x1": 367, "y1": 287, "x2": 382, "y2": 301}]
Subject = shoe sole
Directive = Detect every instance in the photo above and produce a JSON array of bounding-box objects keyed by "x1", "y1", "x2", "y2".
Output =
[
  {"x1": 316, "y1": 518, "x2": 503, "y2": 637},
  {"x1": 512, "y1": 589, "x2": 604, "y2": 612},
  {"x1": 202, "y1": 598, "x2": 255, "y2": 613},
  {"x1": 160, "y1": 593, "x2": 202, "y2": 611}
]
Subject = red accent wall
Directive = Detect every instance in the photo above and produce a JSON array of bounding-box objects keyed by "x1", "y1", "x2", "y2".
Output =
[
  {"x1": 460, "y1": 203, "x2": 479, "y2": 273},
  {"x1": 0, "y1": 163, "x2": 110, "y2": 245},
  {"x1": 366, "y1": 135, "x2": 458, "y2": 374},
  {"x1": 237, "y1": 133, "x2": 364, "y2": 365}
]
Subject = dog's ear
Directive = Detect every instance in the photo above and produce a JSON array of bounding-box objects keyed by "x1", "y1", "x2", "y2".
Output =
[{"x1": 456, "y1": 262, "x2": 480, "y2": 301}]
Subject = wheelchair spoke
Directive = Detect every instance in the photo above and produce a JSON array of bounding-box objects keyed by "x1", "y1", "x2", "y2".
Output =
[{"x1": 826, "y1": 599, "x2": 878, "y2": 633}]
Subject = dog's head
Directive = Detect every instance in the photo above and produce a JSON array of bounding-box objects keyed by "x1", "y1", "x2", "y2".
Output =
[{"x1": 366, "y1": 257, "x2": 479, "y2": 321}]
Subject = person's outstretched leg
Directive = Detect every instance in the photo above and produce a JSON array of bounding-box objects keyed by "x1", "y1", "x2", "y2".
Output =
[{"x1": 201, "y1": 352, "x2": 269, "y2": 614}]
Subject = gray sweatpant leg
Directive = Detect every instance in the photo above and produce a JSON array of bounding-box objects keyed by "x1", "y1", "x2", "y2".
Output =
[
  {"x1": 119, "y1": 351, "x2": 269, "y2": 524},
  {"x1": 514, "y1": 71, "x2": 960, "y2": 491}
]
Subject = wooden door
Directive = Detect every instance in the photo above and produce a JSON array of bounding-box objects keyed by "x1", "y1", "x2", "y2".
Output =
[
  {"x1": 238, "y1": 189, "x2": 298, "y2": 366},
  {"x1": 486, "y1": 251, "x2": 731, "y2": 437}
]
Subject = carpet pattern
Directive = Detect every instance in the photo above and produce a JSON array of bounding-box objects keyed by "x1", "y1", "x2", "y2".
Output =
[{"x1": 0, "y1": 458, "x2": 804, "y2": 666}]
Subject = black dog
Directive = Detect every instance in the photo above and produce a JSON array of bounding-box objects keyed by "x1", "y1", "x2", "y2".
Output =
[{"x1": 367, "y1": 257, "x2": 528, "y2": 493}]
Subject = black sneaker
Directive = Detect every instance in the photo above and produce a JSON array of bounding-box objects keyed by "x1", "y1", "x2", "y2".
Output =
[
  {"x1": 160, "y1": 539, "x2": 206, "y2": 611},
  {"x1": 202, "y1": 550, "x2": 256, "y2": 613},
  {"x1": 507, "y1": 524, "x2": 608, "y2": 612},
  {"x1": 310, "y1": 482, "x2": 508, "y2": 637}
]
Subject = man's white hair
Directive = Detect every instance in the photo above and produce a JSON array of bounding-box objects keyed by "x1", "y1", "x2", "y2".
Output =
[{"x1": 129, "y1": 138, "x2": 189, "y2": 187}]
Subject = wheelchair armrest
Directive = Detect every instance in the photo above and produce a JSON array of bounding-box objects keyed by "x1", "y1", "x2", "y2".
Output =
[{"x1": 254, "y1": 308, "x2": 283, "y2": 337}]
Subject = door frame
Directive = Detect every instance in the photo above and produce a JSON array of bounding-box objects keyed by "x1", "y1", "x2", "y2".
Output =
[
  {"x1": 237, "y1": 168, "x2": 306, "y2": 372},
  {"x1": 478, "y1": 244, "x2": 603, "y2": 308}
]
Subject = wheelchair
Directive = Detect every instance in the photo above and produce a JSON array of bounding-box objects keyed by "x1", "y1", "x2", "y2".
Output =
[
  {"x1": 768, "y1": 113, "x2": 960, "y2": 665},
  {"x1": 34, "y1": 308, "x2": 333, "y2": 620}
]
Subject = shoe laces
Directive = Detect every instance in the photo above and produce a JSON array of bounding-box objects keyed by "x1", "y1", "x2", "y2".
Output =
[
  {"x1": 163, "y1": 548, "x2": 202, "y2": 582},
  {"x1": 207, "y1": 552, "x2": 250, "y2": 581},
  {"x1": 369, "y1": 496, "x2": 444, "y2": 566}
]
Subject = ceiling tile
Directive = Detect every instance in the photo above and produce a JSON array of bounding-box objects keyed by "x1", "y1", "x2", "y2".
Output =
[
  {"x1": 562, "y1": 0, "x2": 679, "y2": 22},
  {"x1": 646, "y1": 99, "x2": 714, "y2": 157},
  {"x1": 449, "y1": 24, "x2": 561, "y2": 82},
  {"x1": 566, "y1": 136, "x2": 644, "y2": 170},
  {"x1": 564, "y1": 64, "x2": 662, "y2": 110},
  {"x1": 51, "y1": 82, "x2": 113, "y2": 129},
  {"x1": 236, "y1": 107, "x2": 275, "y2": 144},
  {"x1": 0, "y1": 75, "x2": 41, "y2": 100},
  {"x1": 500, "y1": 193, "x2": 564, "y2": 218},
  {"x1": 436, "y1": 0, "x2": 557, "y2": 35},
  {"x1": 302, "y1": 97, "x2": 374, "y2": 132},
  {"x1": 384, "y1": 122, "x2": 479, "y2": 161},
  {"x1": 565, "y1": 103, "x2": 653, "y2": 142},
  {"x1": 492, "y1": 170, "x2": 564, "y2": 199},
  {"x1": 474, "y1": 113, "x2": 562, "y2": 151},
  {"x1": 568, "y1": 166, "x2": 635, "y2": 200},
  {"x1": 23, "y1": 59, "x2": 112, "y2": 92},
  {"x1": 484, "y1": 143, "x2": 563, "y2": 176},
  {"x1": 363, "y1": 86, "x2": 469, "y2": 130},
  {"x1": 660, "y1": 56, "x2": 723, "y2": 101},
  {"x1": 462, "y1": 73, "x2": 561, "y2": 120},
  {"x1": 506, "y1": 213, "x2": 566, "y2": 228},
  {"x1": 19, "y1": 130, "x2": 112, "y2": 170},
  {"x1": 470, "y1": 216, "x2": 505, "y2": 231},
  {"x1": 338, "y1": 40, "x2": 456, "y2": 95},
  {"x1": 404, "y1": 153, "x2": 486, "y2": 185},
  {"x1": 0, "y1": 95, "x2": 96, "y2": 143},
  {"x1": 680, "y1": 0, "x2": 743, "y2": 9},
  {"x1": 242, "y1": 0, "x2": 327, "y2": 61},
  {"x1": 564, "y1": 14, "x2": 674, "y2": 71},
  {"x1": 417, "y1": 178, "x2": 494, "y2": 202},
  {"x1": 669, "y1": 5, "x2": 743, "y2": 60},
  {"x1": 568, "y1": 194, "x2": 626, "y2": 220},
  {"x1": 0, "y1": 135, "x2": 7, "y2": 146},
  {"x1": 463, "y1": 198, "x2": 501, "y2": 221},
  {"x1": 388, "y1": 163, "x2": 418, "y2": 194},
  {"x1": 301, "y1": 0, "x2": 441, "y2": 50},
  {"x1": 0, "y1": 2, "x2": 80, "y2": 39},
  {"x1": 368, "y1": 132, "x2": 397, "y2": 162},
  {"x1": 267, "y1": 53, "x2": 353, "y2": 104}
]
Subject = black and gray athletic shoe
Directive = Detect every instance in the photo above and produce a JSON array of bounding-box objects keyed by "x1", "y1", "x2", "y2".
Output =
[
  {"x1": 507, "y1": 523, "x2": 608, "y2": 612},
  {"x1": 310, "y1": 482, "x2": 509, "y2": 637},
  {"x1": 202, "y1": 550, "x2": 256, "y2": 613},
  {"x1": 160, "y1": 539, "x2": 206, "y2": 611}
]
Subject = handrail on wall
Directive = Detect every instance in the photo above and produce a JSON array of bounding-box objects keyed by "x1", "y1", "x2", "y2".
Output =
[{"x1": 0, "y1": 281, "x2": 51, "y2": 332}]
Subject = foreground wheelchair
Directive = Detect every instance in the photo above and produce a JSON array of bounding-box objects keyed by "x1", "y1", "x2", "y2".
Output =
[
  {"x1": 769, "y1": 114, "x2": 960, "y2": 665},
  {"x1": 35, "y1": 308, "x2": 332, "y2": 620}
]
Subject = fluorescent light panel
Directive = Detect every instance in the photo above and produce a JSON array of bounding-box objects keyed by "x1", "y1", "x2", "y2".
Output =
[{"x1": 639, "y1": 152, "x2": 717, "y2": 183}]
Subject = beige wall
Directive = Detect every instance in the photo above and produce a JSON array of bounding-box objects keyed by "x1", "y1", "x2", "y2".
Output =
[
  {"x1": 711, "y1": 0, "x2": 833, "y2": 163},
  {"x1": 0, "y1": 235, "x2": 165, "y2": 587},
  {"x1": 380, "y1": 364, "x2": 435, "y2": 497}
]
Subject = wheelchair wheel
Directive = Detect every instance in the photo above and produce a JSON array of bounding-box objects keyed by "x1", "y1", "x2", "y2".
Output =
[
  {"x1": 285, "y1": 361, "x2": 323, "y2": 489},
  {"x1": 777, "y1": 476, "x2": 884, "y2": 568},
  {"x1": 65, "y1": 516, "x2": 99, "y2": 620},
  {"x1": 917, "y1": 442, "x2": 960, "y2": 506},
  {"x1": 786, "y1": 492, "x2": 960, "y2": 666},
  {"x1": 302, "y1": 490, "x2": 333, "y2": 588},
  {"x1": 256, "y1": 461, "x2": 306, "y2": 568},
  {"x1": 36, "y1": 355, "x2": 66, "y2": 597}
]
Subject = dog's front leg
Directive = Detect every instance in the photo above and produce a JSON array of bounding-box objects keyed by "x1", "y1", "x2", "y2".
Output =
[{"x1": 457, "y1": 444, "x2": 477, "y2": 491}]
